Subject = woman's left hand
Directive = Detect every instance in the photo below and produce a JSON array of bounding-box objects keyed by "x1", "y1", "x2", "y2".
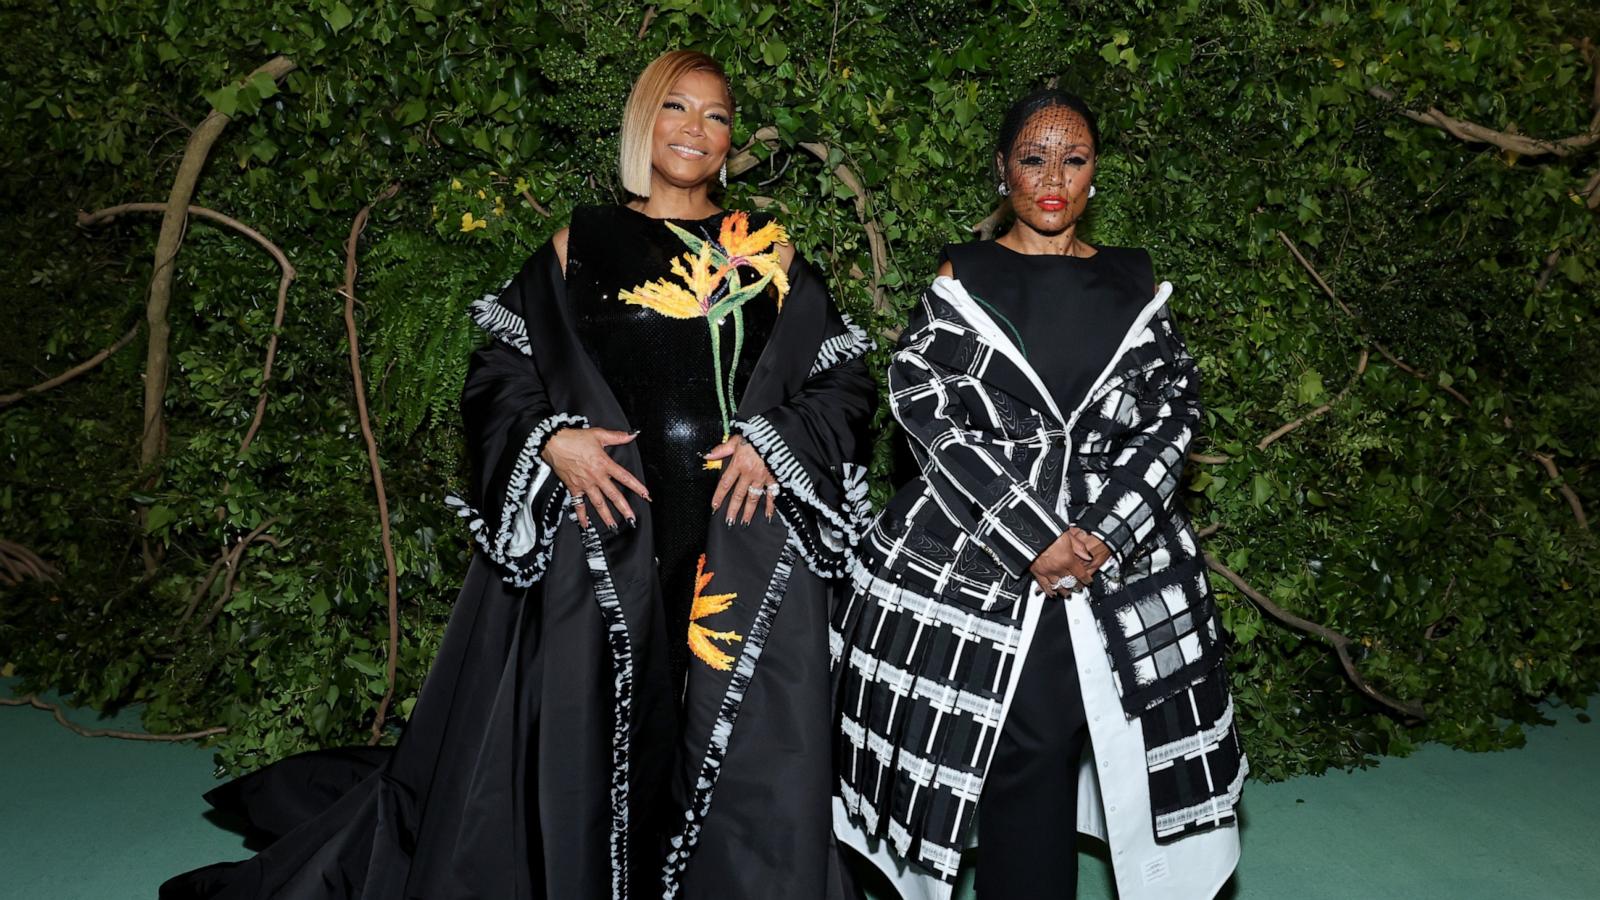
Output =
[
  {"x1": 1067, "y1": 527, "x2": 1112, "y2": 577},
  {"x1": 706, "y1": 435, "x2": 779, "y2": 526}
]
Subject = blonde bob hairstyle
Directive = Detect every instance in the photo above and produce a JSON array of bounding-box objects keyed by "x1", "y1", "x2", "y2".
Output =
[{"x1": 618, "y1": 50, "x2": 734, "y2": 198}]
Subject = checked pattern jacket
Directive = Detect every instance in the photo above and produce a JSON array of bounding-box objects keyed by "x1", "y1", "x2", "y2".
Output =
[{"x1": 832, "y1": 278, "x2": 1245, "y2": 883}]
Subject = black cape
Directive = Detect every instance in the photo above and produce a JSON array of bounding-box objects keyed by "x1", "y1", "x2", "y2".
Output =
[{"x1": 162, "y1": 236, "x2": 877, "y2": 899}]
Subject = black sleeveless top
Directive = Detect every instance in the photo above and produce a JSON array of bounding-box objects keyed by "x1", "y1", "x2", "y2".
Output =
[
  {"x1": 940, "y1": 241, "x2": 1155, "y2": 414},
  {"x1": 566, "y1": 204, "x2": 782, "y2": 682}
]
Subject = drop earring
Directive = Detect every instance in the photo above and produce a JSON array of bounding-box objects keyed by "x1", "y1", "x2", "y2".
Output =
[
  {"x1": 720, "y1": 162, "x2": 727, "y2": 186},
  {"x1": 997, "y1": 181, "x2": 1010, "y2": 196}
]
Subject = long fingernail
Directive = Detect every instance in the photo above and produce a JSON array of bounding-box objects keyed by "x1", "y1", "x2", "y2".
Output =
[
  {"x1": 626, "y1": 517, "x2": 637, "y2": 528},
  {"x1": 726, "y1": 517, "x2": 735, "y2": 527}
]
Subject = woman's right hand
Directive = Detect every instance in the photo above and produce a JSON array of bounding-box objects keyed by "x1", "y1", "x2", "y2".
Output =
[
  {"x1": 1028, "y1": 531, "x2": 1097, "y2": 598},
  {"x1": 540, "y1": 427, "x2": 651, "y2": 530}
]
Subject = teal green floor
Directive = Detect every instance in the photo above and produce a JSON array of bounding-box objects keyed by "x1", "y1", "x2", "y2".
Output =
[{"x1": 3, "y1": 677, "x2": 1595, "y2": 899}]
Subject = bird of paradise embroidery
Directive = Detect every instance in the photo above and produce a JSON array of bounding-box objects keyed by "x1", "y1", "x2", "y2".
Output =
[
  {"x1": 619, "y1": 212, "x2": 790, "y2": 469},
  {"x1": 687, "y1": 553, "x2": 743, "y2": 671}
]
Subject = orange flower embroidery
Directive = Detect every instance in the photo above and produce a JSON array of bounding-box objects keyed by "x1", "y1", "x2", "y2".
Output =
[
  {"x1": 616, "y1": 211, "x2": 791, "y2": 465},
  {"x1": 687, "y1": 553, "x2": 743, "y2": 671}
]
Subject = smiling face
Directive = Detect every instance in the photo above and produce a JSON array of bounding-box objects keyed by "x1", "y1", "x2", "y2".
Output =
[
  {"x1": 648, "y1": 69, "x2": 733, "y2": 192},
  {"x1": 997, "y1": 104, "x2": 1097, "y2": 237}
]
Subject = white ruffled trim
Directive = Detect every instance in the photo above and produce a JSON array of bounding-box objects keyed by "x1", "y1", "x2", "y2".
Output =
[
  {"x1": 732, "y1": 415, "x2": 872, "y2": 579},
  {"x1": 808, "y1": 309, "x2": 875, "y2": 376},
  {"x1": 445, "y1": 412, "x2": 587, "y2": 587},
  {"x1": 578, "y1": 515, "x2": 635, "y2": 900},
  {"x1": 469, "y1": 290, "x2": 531, "y2": 356}
]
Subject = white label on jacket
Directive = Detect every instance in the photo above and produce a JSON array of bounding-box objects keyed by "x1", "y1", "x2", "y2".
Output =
[{"x1": 1142, "y1": 853, "x2": 1171, "y2": 884}]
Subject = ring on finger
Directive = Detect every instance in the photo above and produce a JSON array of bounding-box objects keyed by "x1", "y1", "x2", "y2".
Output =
[
  {"x1": 747, "y1": 484, "x2": 766, "y2": 497},
  {"x1": 1051, "y1": 574, "x2": 1079, "y2": 592},
  {"x1": 764, "y1": 484, "x2": 780, "y2": 496}
]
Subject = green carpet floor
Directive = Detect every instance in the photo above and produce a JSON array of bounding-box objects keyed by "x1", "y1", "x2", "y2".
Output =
[{"x1": 2, "y1": 677, "x2": 1594, "y2": 899}]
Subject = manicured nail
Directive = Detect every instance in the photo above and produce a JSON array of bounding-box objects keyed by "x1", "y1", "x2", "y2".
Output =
[
  {"x1": 626, "y1": 516, "x2": 637, "y2": 528},
  {"x1": 726, "y1": 517, "x2": 735, "y2": 527}
]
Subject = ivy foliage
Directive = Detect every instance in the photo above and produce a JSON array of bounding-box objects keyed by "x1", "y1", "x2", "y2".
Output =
[{"x1": 2, "y1": 0, "x2": 1597, "y2": 780}]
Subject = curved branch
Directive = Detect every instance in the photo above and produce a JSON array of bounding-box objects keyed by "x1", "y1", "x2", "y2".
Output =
[
  {"x1": 1257, "y1": 349, "x2": 1370, "y2": 452},
  {"x1": 78, "y1": 202, "x2": 298, "y2": 454},
  {"x1": 134, "y1": 55, "x2": 296, "y2": 480},
  {"x1": 971, "y1": 200, "x2": 1010, "y2": 240},
  {"x1": 1277, "y1": 231, "x2": 1471, "y2": 406},
  {"x1": 0, "y1": 323, "x2": 140, "y2": 410},
  {"x1": 338, "y1": 184, "x2": 403, "y2": 745},
  {"x1": 184, "y1": 517, "x2": 283, "y2": 630},
  {"x1": 1529, "y1": 451, "x2": 1589, "y2": 530},
  {"x1": 0, "y1": 539, "x2": 58, "y2": 586},
  {"x1": 1205, "y1": 553, "x2": 1426, "y2": 721},
  {"x1": 1, "y1": 695, "x2": 226, "y2": 742},
  {"x1": 1368, "y1": 85, "x2": 1600, "y2": 159}
]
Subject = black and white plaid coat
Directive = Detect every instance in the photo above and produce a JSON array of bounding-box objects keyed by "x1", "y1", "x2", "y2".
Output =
[{"x1": 832, "y1": 275, "x2": 1246, "y2": 900}]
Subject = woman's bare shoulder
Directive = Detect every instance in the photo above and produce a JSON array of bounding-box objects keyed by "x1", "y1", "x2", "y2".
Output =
[{"x1": 552, "y1": 227, "x2": 571, "y2": 274}]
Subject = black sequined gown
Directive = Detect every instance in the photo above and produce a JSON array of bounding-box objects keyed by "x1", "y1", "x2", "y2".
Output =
[{"x1": 567, "y1": 204, "x2": 779, "y2": 685}]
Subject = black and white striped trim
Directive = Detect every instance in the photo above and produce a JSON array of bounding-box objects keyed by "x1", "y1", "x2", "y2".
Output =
[
  {"x1": 732, "y1": 415, "x2": 872, "y2": 579},
  {"x1": 661, "y1": 545, "x2": 798, "y2": 898},
  {"x1": 444, "y1": 412, "x2": 586, "y2": 587},
  {"x1": 468, "y1": 289, "x2": 531, "y2": 356},
  {"x1": 579, "y1": 517, "x2": 635, "y2": 900},
  {"x1": 808, "y1": 310, "x2": 874, "y2": 377}
]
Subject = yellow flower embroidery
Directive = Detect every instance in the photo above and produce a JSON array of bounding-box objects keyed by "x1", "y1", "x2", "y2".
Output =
[
  {"x1": 616, "y1": 210, "x2": 792, "y2": 459},
  {"x1": 687, "y1": 554, "x2": 743, "y2": 671},
  {"x1": 620, "y1": 277, "x2": 702, "y2": 319}
]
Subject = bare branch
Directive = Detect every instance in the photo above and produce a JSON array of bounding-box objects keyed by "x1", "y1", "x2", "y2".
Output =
[
  {"x1": 184, "y1": 517, "x2": 283, "y2": 630},
  {"x1": 79, "y1": 202, "x2": 298, "y2": 454},
  {"x1": 134, "y1": 55, "x2": 296, "y2": 480},
  {"x1": 339, "y1": 184, "x2": 404, "y2": 745},
  {"x1": 0, "y1": 323, "x2": 140, "y2": 409},
  {"x1": 636, "y1": 5, "x2": 657, "y2": 39},
  {"x1": 971, "y1": 200, "x2": 1010, "y2": 240},
  {"x1": 1, "y1": 694, "x2": 226, "y2": 742},
  {"x1": 1257, "y1": 349, "x2": 1370, "y2": 451},
  {"x1": 519, "y1": 189, "x2": 551, "y2": 218},
  {"x1": 1368, "y1": 85, "x2": 1600, "y2": 159},
  {"x1": 1205, "y1": 553, "x2": 1426, "y2": 721},
  {"x1": 1277, "y1": 231, "x2": 1471, "y2": 407},
  {"x1": 1536, "y1": 250, "x2": 1562, "y2": 293},
  {"x1": 0, "y1": 539, "x2": 58, "y2": 586},
  {"x1": 1529, "y1": 451, "x2": 1589, "y2": 530}
]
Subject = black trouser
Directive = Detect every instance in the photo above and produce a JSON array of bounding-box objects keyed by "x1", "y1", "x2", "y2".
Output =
[{"x1": 976, "y1": 597, "x2": 1090, "y2": 899}]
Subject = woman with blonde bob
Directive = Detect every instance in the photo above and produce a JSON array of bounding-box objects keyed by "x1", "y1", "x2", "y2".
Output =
[{"x1": 164, "y1": 51, "x2": 874, "y2": 900}]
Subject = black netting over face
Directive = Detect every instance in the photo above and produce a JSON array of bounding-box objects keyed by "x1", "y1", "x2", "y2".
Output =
[{"x1": 996, "y1": 96, "x2": 1098, "y2": 237}]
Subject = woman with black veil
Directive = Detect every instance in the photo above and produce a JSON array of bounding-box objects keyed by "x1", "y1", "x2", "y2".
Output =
[{"x1": 831, "y1": 88, "x2": 1246, "y2": 899}]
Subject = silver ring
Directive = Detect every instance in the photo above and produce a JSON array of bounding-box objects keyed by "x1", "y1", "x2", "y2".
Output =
[
  {"x1": 747, "y1": 485, "x2": 765, "y2": 497},
  {"x1": 1051, "y1": 574, "x2": 1079, "y2": 592},
  {"x1": 573, "y1": 496, "x2": 587, "y2": 507},
  {"x1": 765, "y1": 484, "x2": 780, "y2": 496}
]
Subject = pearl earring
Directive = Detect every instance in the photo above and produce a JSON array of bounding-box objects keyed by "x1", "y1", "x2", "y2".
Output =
[
  {"x1": 720, "y1": 162, "x2": 727, "y2": 186},
  {"x1": 1088, "y1": 185, "x2": 1097, "y2": 199}
]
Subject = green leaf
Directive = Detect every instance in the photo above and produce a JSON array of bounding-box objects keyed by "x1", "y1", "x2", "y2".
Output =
[
  {"x1": 1296, "y1": 369, "x2": 1327, "y2": 405},
  {"x1": 326, "y1": 2, "x2": 354, "y2": 32},
  {"x1": 203, "y1": 84, "x2": 239, "y2": 116},
  {"x1": 145, "y1": 506, "x2": 177, "y2": 533}
]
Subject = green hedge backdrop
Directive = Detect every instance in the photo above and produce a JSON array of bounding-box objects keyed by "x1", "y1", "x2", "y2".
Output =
[{"x1": 2, "y1": 0, "x2": 1598, "y2": 781}]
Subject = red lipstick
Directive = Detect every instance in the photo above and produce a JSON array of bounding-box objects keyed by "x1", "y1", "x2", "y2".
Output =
[{"x1": 1037, "y1": 195, "x2": 1067, "y2": 212}]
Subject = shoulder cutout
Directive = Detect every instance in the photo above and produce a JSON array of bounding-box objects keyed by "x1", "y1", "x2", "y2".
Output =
[{"x1": 552, "y1": 226, "x2": 570, "y2": 277}]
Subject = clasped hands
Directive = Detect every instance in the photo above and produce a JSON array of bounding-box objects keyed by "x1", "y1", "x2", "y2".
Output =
[
  {"x1": 1029, "y1": 528, "x2": 1112, "y2": 598},
  {"x1": 541, "y1": 427, "x2": 777, "y2": 531}
]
